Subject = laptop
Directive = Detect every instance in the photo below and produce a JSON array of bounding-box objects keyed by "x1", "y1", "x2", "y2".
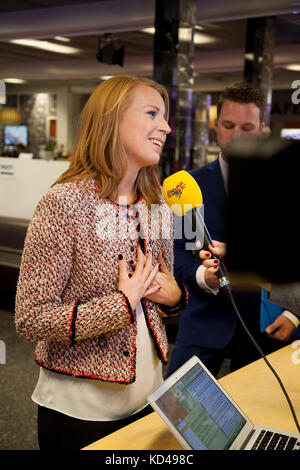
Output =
[{"x1": 148, "y1": 356, "x2": 300, "y2": 450}]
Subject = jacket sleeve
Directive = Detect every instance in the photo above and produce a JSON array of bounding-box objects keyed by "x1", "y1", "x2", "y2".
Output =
[
  {"x1": 15, "y1": 189, "x2": 133, "y2": 345},
  {"x1": 157, "y1": 277, "x2": 188, "y2": 318},
  {"x1": 269, "y1": 283, "x2": 300, "y2": 317}
]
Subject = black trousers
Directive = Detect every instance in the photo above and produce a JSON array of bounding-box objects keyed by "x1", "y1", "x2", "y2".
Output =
[{"x1": 37, "y1": 404, "x2": 153, "y2": 450}]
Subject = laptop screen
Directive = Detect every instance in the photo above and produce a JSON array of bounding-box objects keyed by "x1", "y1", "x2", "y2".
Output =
[{"x1": 155, "y1": 363, "x2": 247, "y2": 450}]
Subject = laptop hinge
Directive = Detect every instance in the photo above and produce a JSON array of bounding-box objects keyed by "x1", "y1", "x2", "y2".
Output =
[{"x1": 240, "y1": 429, "x2": 256, "y2": 450}]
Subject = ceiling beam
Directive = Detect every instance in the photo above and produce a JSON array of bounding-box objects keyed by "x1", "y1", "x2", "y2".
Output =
[
  {"x1": 0, "y1": 0, "x2": 297, "y2": 40},
  {"x1": 195, "y1": 0, "x2": 298, "y2": 23},
  {"x1": 0, "y1": 0, "x2": 155, "y2": 40}
]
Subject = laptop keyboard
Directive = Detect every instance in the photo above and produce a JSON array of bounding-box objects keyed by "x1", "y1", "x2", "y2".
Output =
[{"x1": 252, "y1": 430, "x2": 300, "y2": 450}]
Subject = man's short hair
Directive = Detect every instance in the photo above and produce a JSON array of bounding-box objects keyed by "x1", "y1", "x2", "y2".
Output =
[{"x1": 217, "y1": 81, "x2": 266, "y2": 122}]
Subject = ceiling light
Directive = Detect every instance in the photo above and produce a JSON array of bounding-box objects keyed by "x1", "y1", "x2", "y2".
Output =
[
  {"x1": 9, "y1": 39, "x2": 81, "y2": 54},
  {"x1": 99, "y1": 75, "x2": 114, "y2": 80},
  {"x1": 194, "y1": 32, "x2": 215, "y2": 45},
  {"x1": 178, "y1": 29, "x2": 215, "y2": 44},
  {"x1": 285, "y1": 64, "x2": 300, "y2": 71},
  {"x1": 54, "y1": 36, "x2": 71, "y2": 42},
  {"x1": 141, "y1": 28, "x2": 155, "y2": 34},
  {"x1": 3, "y1": 78, "x2": 26, "y2": 84},
  {"x1": 141, "y1": 27, "x2": 215, "y2": 44}
]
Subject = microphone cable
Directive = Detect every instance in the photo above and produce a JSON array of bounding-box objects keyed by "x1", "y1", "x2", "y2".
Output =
[{"x1": 222, "y1": 283, "x2": 300, "y2": 434}]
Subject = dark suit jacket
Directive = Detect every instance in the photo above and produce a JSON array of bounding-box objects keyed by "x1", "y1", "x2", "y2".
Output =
[{"x1": 173, "y1": 158, "x2": 261, "y2": 349}]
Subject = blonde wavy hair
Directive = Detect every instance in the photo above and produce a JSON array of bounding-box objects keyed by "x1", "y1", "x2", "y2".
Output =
[{"x1": 54, "y1": 75, "x2": 169, "y2": 205}]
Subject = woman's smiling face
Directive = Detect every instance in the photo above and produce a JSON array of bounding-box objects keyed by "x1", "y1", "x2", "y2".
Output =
[{"x1": 118, "y1": 84, "x2": 171, "y2": 172}]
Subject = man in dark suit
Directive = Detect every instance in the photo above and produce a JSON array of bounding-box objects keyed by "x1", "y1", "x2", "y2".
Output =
[{"x1": 167, "y1": 82, "x2": 298, "y2": 377}]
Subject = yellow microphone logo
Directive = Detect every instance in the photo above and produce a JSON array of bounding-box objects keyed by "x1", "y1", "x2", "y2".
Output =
[{"x1": 167, "y1": 182, "x2": 186, "y2": 200}]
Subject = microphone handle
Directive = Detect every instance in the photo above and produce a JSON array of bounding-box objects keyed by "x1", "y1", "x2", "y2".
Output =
[
  {"x1": 202, "y1": 229, "x2": 227, "y2": 281},
  {"x1": 194, "y1": 208, "x2": 230, "y2": 289}
]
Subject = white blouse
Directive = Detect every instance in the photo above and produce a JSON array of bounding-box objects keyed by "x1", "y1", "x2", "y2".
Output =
[{"x1": 31, "y1": 302, "x2": 163, "y2": 421}]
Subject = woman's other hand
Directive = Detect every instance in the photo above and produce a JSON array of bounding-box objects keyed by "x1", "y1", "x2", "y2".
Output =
[
  {"x1": 144, "y1": 253, "x2": 181, "y2": 307},
  {"x1": 117, "y1": 246, "x2": 160, "y2": 311}
]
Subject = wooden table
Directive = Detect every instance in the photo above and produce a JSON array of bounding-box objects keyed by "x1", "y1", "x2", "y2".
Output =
[{"x1": 83, "y1": 341, "x2": 300, "y2": 450}]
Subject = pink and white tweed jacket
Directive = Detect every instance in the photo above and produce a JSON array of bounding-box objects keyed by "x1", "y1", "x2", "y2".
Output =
[{"x1": 15, "y1": 178, "x2": 187, "y2": 383}]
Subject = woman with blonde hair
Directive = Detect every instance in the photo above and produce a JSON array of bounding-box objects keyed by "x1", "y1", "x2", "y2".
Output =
[{"x1": 15, "y1": 75, "x2": 188, "y2": 450}]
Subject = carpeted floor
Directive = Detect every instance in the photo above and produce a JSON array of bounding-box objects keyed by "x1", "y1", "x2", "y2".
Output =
[{"x1": 0, "y1": 306, "x2": 39, "y2": 450}]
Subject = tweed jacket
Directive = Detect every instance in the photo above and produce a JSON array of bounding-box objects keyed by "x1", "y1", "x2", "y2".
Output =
[{"x1": 15, "y1": 178, "x2": 187, "y2": 383}]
